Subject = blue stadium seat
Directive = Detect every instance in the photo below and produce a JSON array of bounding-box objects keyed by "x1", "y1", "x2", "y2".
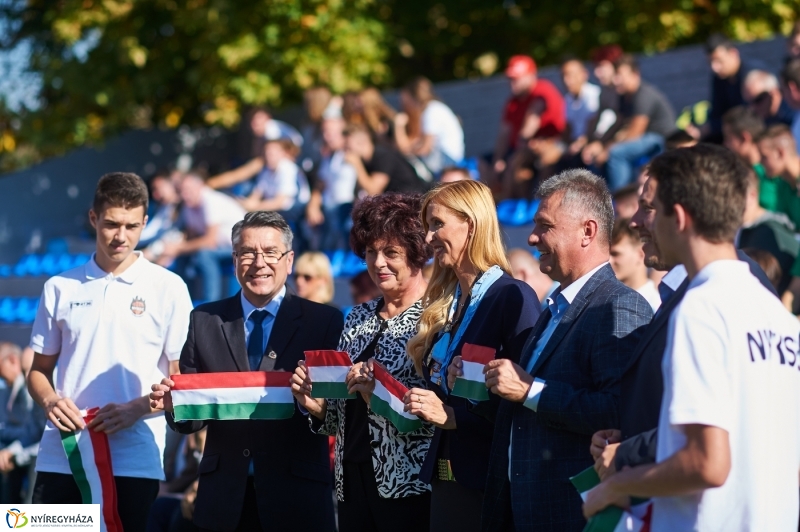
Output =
[
  {"x1": 0, "y1": 298, "x2": 15, "y2": 323},
  {"x1": 496, "y1": 199, "x2": 539, "y2": 226}
]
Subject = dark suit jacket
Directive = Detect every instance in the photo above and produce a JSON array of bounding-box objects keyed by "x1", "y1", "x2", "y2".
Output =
[
  {"x1": 482, "y1": 265, "x2": 652, "y2": 532},
  {"x1": 167, "y1": 290, "x2": 344, "y2": 532},
  {"x1": 616, "y1": 252, "x2": 777, "y2": 469},
  {"x1": 419, "y1": 274, "x2": 540, "y2": 491}
]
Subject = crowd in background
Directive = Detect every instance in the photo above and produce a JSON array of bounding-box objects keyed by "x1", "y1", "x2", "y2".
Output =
[{"x1": 3, "y1": 27, "x2": 800, "y2": 532}]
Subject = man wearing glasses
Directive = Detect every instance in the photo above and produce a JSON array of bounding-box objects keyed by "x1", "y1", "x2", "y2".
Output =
[{"x1": 150, "y1": 211, "x2": 344, "y2": 532}]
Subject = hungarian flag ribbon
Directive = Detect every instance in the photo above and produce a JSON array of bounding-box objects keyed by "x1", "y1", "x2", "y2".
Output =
[
  {"x1": 305, "y1": 350, "x2": 354, "y2": 399},
  {"x1": 370, "y1": 362, "x2": 422, "y2": 433},
  {"x1": 171, "y1": 371, "x2": 294, "y2": 421},
  {"x1": 570, "y1": 466, "x2": 649, "y2": 532},
  {"x1": 60, "y1": 407, "x2": 123, "y2": 532},
  {"x1": 451, "y1": 343, "x2": 495, "y2": 402}
]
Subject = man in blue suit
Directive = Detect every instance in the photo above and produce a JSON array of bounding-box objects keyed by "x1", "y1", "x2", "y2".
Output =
[{"x1": 480, "y1": 169, "x2": 653, "y2": 531}]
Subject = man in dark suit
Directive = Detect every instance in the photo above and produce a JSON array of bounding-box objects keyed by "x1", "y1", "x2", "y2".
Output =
[
  {"x1": 590, "y1": 172, "x2": 779, "y2": 478},
  {"x1": 150, "y1": 211, "x2": 344, "y2": 532},
  {"x1": 479, "y1": 169, "x2": 653, "y2": 532}
]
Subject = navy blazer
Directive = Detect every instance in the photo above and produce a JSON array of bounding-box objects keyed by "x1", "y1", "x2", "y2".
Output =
[
  {"x1": 616, "y1": 252, "x2": 777, "y2": 469},
  {"x1": 166, "y1": 291, "x2": 343, "y2": 532},
  {"x1": 420, "y1": 273, "x2": 541, "y2": 491},
  {"x1": 482, "y1": 264, "x2": 652, "y2": 532}
]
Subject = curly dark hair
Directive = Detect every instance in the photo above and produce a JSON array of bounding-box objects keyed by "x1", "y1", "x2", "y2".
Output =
[{"x1": 350, "y1": 193, "x2": 431, "y2": 270}]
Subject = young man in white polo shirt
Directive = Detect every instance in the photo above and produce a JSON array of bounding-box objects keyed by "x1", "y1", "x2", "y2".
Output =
[
  {"x1": 28, "y1": 172, "x2": 192, "y2": 531},
  {"x1": 583, "y1": 144, "x2": 800, "y2": 531}
]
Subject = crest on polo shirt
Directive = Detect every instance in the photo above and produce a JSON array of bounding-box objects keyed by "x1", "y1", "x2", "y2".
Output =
[{"x1": 130, "y1": 296, "x2": 146, "y2": 316}]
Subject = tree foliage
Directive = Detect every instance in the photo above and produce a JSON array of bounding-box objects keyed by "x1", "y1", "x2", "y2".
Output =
[{"x1": 1, "y1": 0, "x2": 799, "y2": 171}]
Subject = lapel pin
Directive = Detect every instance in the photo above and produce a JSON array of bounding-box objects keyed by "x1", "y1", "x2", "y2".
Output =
[{"x1": 268, "y1": 350, "x2": 277, "y2": 359}]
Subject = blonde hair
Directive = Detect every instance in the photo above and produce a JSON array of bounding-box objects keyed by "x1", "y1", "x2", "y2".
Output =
[
  {"x1": 294, "y1": 252, "x2": 334, "y2": 304},
  {"x1": 407, "y1": 180, "x2": 511, "y2": 373}
]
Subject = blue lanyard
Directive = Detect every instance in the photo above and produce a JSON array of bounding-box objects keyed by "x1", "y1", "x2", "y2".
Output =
[{"x1": 428, "y1": 265, "x2": 504, "y2": 392}]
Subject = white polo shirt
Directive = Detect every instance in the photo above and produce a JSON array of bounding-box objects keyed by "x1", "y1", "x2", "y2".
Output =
[
  {"x1": 30, "y1": 252, "x2": 192, "y2": 480},
  {"x1": 652, "y1": 260, "x2": 800, "y2": 531}
]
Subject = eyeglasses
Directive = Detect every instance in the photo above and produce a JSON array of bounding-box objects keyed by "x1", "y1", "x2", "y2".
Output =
[
  {"x1": 235, "y1": 250, "x2": 291, "y2": 265},
  {"x1": 294, "y1": 273, "x2": 316, "y2": 282},
  {"x1": 751, "y1": 91, "x2": 771, "y2": 105}
]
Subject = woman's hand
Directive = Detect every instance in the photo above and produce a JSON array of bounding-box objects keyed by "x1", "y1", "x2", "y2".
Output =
[
  {"x1": 403, "y1": 388, "x2": 456, "y2": 430},
  {"x1": 291, "y1": 361, "x2": 327, "y2": 420},
  {"x1": 346, "y1": 360, "x2": 376, "y2": 404},
  {"x1": 447, "y1": 356, "x2": 463, "y2": 391}
]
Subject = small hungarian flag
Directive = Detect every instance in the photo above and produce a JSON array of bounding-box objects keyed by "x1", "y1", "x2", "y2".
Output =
[
  {"x1": 171, "y1": 372, "x2": 294, "y2": 421},
  {"x1": 570, "y1": 466, "x2": 646, "y2": 532},
  {"x1": 60, "y1": 407, "x2": 123, "y2": 532},
  {"x1": 451, "y1": 343, "x2": 495, "y2": 401},
  {"x1": 371, "y1": 362, "x2": 422, "y2": 434},
  {"x1": 305, "y1": 350, "x2": 354, "y2": 399}
]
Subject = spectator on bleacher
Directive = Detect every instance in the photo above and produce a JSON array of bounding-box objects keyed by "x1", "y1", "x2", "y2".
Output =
[
  {"x1": 742, "y1": 70, "x2": 795, "y2": 127},
  {"x1": 0, "y1": 342, "x2": 44, "y2": 504},
  {"x1": 293, "y1": 252, "x2": 334, "y2": 306},
  {"x1": 737, "y1": 169, "x2": 798, "y2": 295},
  {"x1": 206, "y1": 107, "x2": 302, "y2": 193},
  {"x1": 299, "y1": 87, "x2": 337, "y2": 171},
  {"x1": 348, "y1": 270, "x2": 381, "y2": 305},
  {"x1": 612, "y1": 183, "x2": 641, "y2": 219},
  {"x1": 440, "y1": 166, "x2": 471, "y2": 183},
  {"x1": 28, "y1": 172, "x2": 193, "y2": 530},
  {"x1": 583, "y1": 45, "x2": 624, "y2": 155},
  {"x1": 742, "y1": 248, "x2": 782, "y2": 291},
  {"x1": 507, "y1": 248, "x2": 558, "y2": 309},
  {"x1": 492, "y1": 55, "x2": 566, "y2": 198},
  {"x1": 140, "y1": 171, "x2": 181, "y2": 249},
  {"x1": 342, "y1": 88, "x2": 397, "y2": 144},
  {"x1": 167, "y1": 171, "x2": 246, "y2": 301},
  {"x1": 560, "y1": 56, "x2": 600, "y2": 157},
  {"x1": 343, "y1": 125, "x2": 427, "y2": 196},
  {"x1": 394, "y1": 77, "x2": 464, "y2": 175},
  {"x1": 756, "y1": 124, "x2": 800, "y2": 228},
  {"x1": 705, "y1": 33, "x2": 760, "y2": 142},
  {"x1": 779, "y1": 58, "x2": 800, "y2": 151},
  {"x1": 721, "y1": 106, "x2": 787, "y2": 212},
  {"x1": 788, "y1": 21, "x2": 800, "y2": 62},
  {"x1": 240, "y1": 137, "x2": 310, "y2": 229},
  {"x1": 595, "y1": 54, "x2": 675, "y2": 191},
  {"x1": 306, "y1": 116, "x2": 358, "y2": 251},
  {"x1": 609, "y1": 219, "x2": 661, "y2": 312}
]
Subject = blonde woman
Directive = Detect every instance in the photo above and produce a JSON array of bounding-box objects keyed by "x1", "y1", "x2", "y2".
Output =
[
  {"x1": 403, "y1": 180, "x2": 541, "y2": 531},
  {"x1": 293, "y1": 251, "x2": 335, "y2": 305}
]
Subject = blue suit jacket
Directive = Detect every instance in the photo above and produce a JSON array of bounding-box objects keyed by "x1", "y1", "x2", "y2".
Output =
[
  {"x1": 420, "y1": 274, "x2": 541, "y2": 491},
  {"x1": 482, "y1": 264, "x2": 652, "y2": 532}
]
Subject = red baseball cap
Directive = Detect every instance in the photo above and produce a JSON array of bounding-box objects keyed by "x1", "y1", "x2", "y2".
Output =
[{"x1": 505, "y1": 55, "x2": 537, "y2": 78}]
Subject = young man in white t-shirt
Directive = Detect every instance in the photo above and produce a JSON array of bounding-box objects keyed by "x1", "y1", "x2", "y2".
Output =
[
  {"x1": 28, "y1": 172, "x2": 193, "y2": 532},
  {"x1": 583, "y1": 144, "x2": 800, "y2": 531}
]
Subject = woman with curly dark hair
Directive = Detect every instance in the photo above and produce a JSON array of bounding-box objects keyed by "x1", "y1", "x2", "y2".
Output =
[{"x1": 291, "y1": 193, "x2": 433, "y2": 531}]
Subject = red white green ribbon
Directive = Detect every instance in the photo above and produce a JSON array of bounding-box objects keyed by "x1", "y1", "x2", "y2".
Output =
[
  {"x1": 305, "y1": 350, "x2": 354, "y2": 399},
  {"x1": 451, "y1": 343, "x2": 495, "y2": 401},
  {"x1": 570, "y1": 466, "x2": 648, "y2": 532},
  {"x1": 60, "y1": 407, "x2": 123, "y2": 532},
  {"x1": 370, "y1": 362, "x2": 422, "y2": 433},
  {"x1": 171, "y1": 372, "x2": 295, "y2": 421}
]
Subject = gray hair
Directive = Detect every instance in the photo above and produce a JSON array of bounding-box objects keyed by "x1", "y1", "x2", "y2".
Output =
[
  {"x1": 231, "y1": 211, "x2": 293, "y2": 250},
  {"x1": 537, "y1": 168, "x2": 614, "y2": 245},
  {"x1": 744, "y1": 69, "x2": 779, "y2": 92}
]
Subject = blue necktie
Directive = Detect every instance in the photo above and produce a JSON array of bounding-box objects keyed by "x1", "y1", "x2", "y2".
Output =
[
  {"x1": 658, "y1": 282, "x2": 675, "y2": 306},
  {"x1": 248, "y1": 310, "x2": 269, "y2": 371}
]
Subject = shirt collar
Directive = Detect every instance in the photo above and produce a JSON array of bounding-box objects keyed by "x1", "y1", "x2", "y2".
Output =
[
  {"x1": 240, "y1": 285, "x2": 286, "y2": 321},
  {"x1": 690, "y1": 259, "x2": 749, "y2": 288},
  {"x1": 84, "y1": 251, "x2": 146, "y2": 284},
  {"x1": 660, "y1": 264, "x2": 687, "y2": 292},
  {"x1": 546, "y1": 262, "x2": 607, "y2": 316}
]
